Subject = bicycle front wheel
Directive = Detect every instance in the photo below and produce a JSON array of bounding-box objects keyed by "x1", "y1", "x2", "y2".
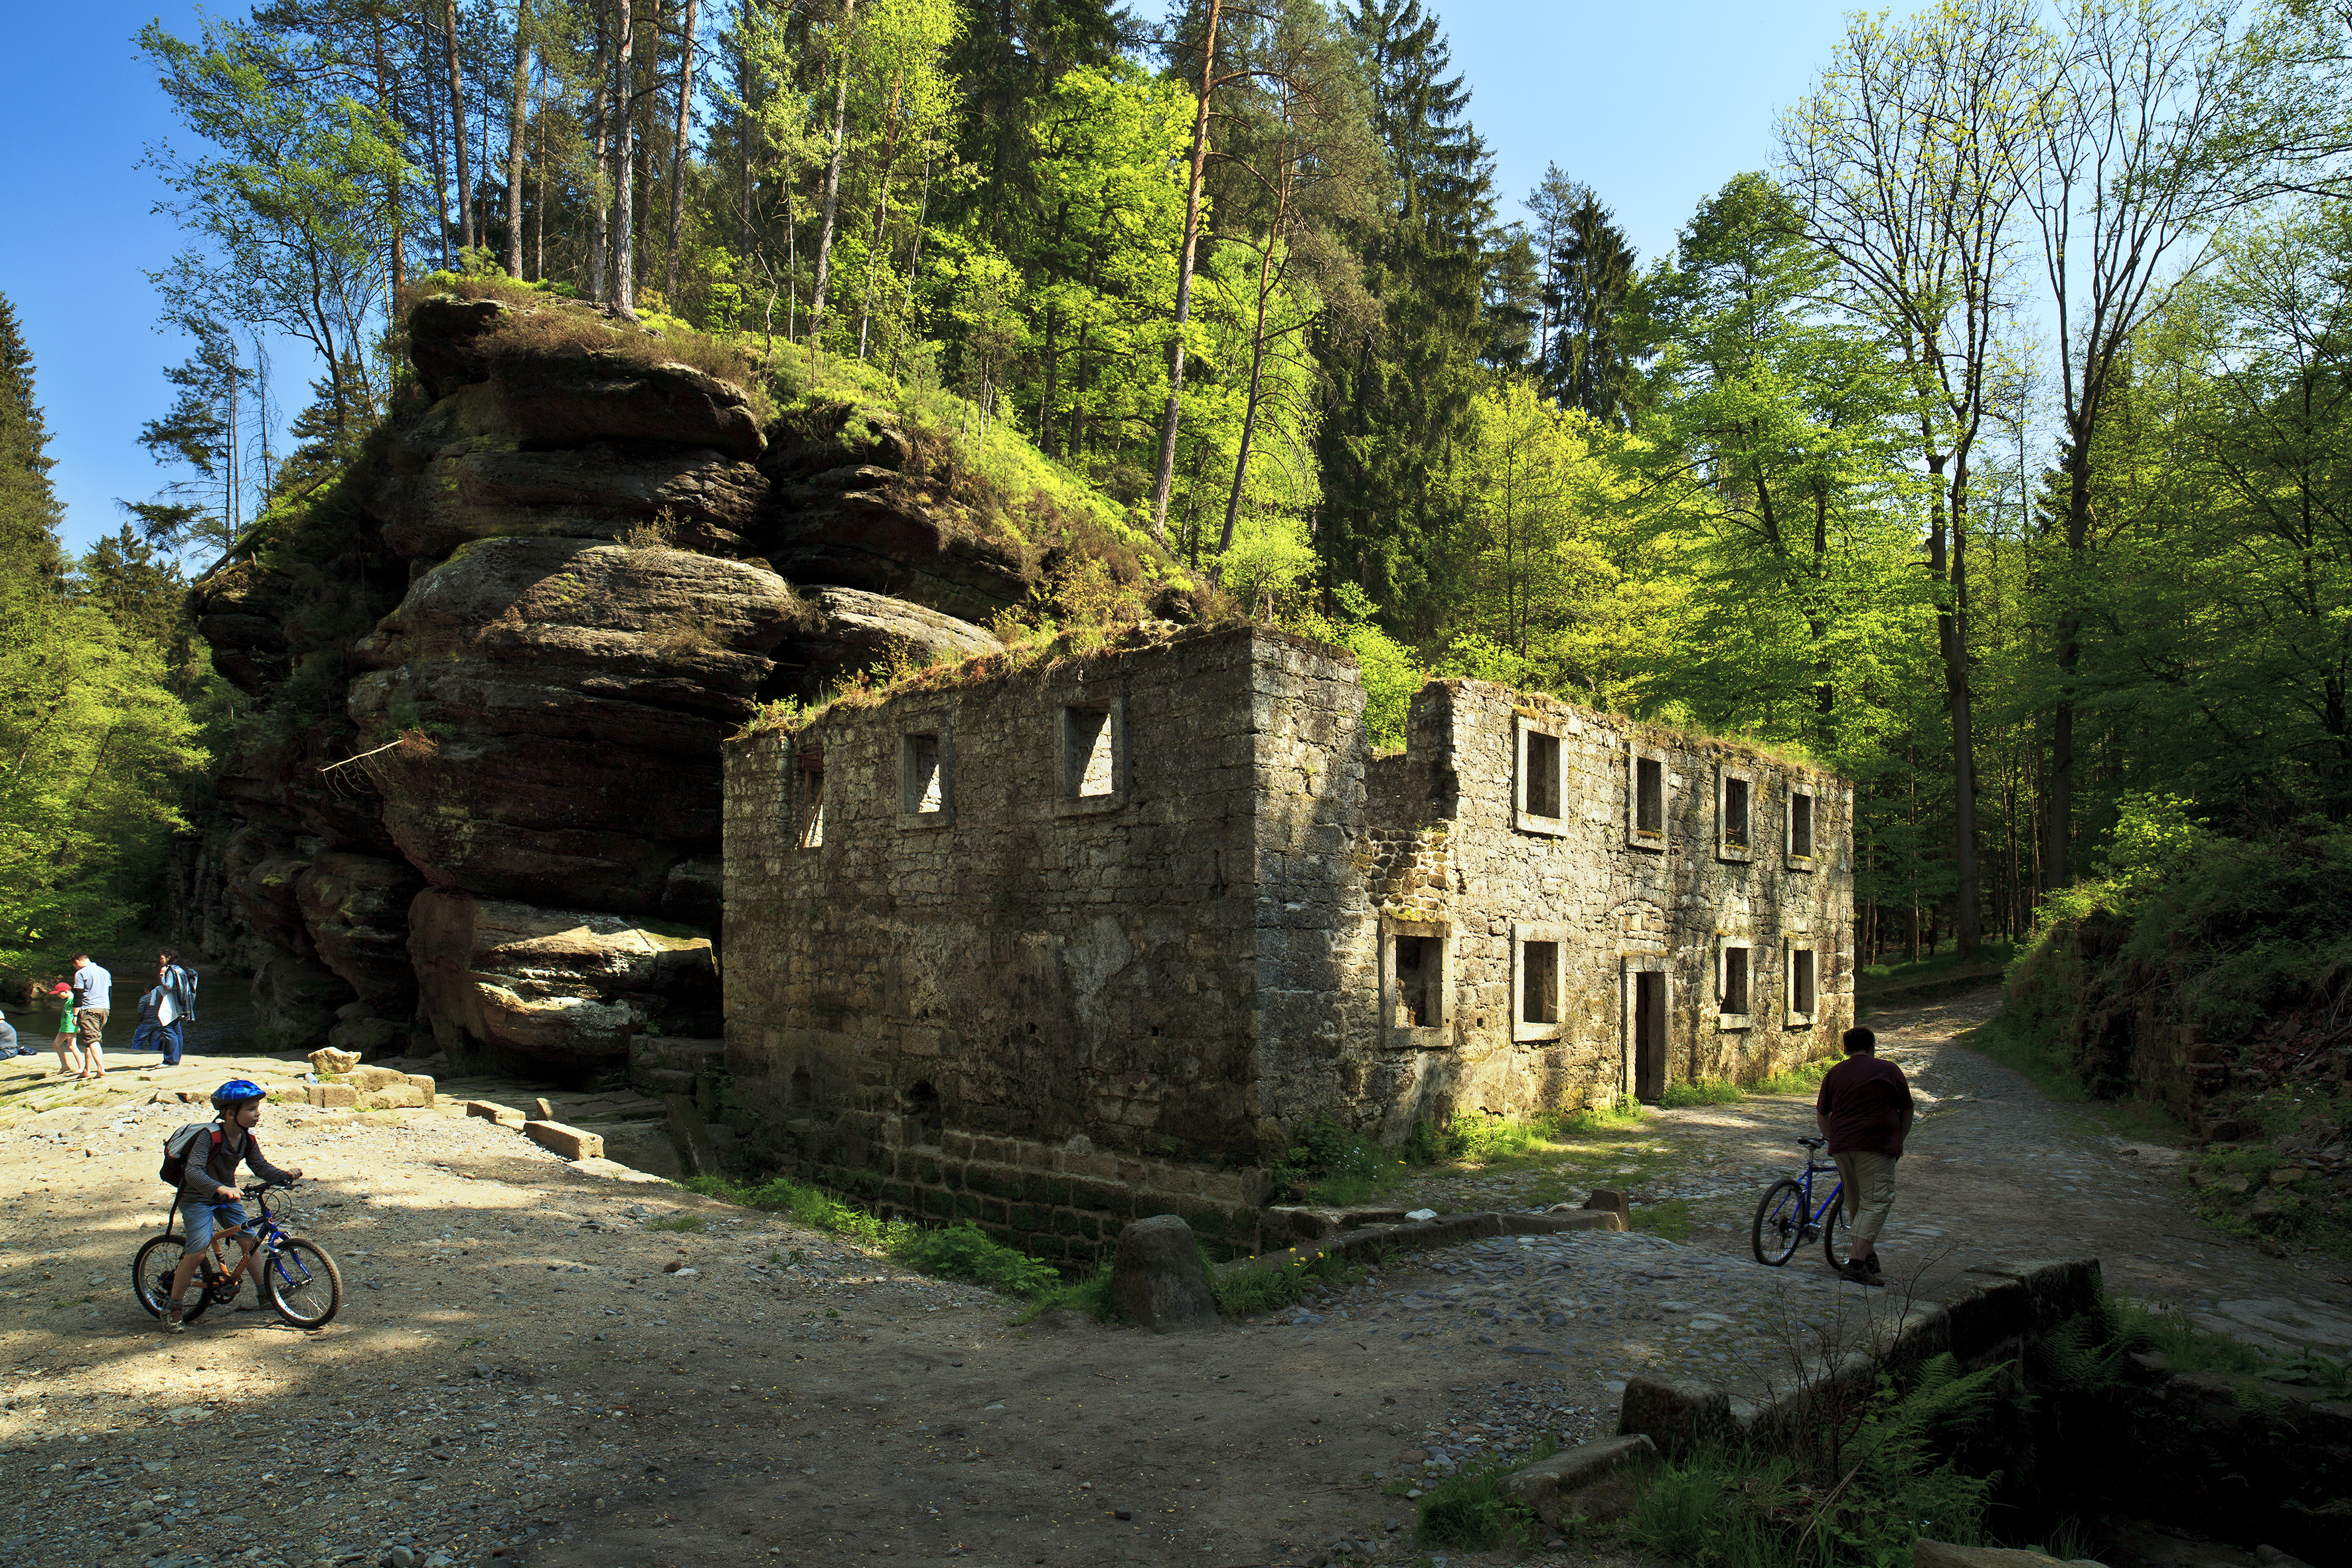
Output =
[
  {"x1": 131, "y1": 1235, "x2": 211, "y2": 1323},
  {"x1": 262, "y1": 1238, "x2": 343, "y2": 1329},
  {"x1": 1822, "y1": 1195, "x2": 1852, "y2": 1272},
  {"x1": 1750, "y1": 1180, "x2": 1806, "y2": 1266}
]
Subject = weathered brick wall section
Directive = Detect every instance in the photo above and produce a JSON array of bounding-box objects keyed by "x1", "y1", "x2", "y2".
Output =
[
  {"x1": 722, "y1": 625, "x2": 1343, "y2": 1261},
  {"x1": 1334, "y1": 680, "x2": 1855, "y2": 1128},
  {"x1": 721, "y1": 629, "x2": 1854, "y2": 1266}
]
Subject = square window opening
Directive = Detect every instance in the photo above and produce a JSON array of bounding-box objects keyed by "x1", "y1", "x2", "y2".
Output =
[
  {"x1": 1791, "y1": 791, "x2": 1815, "y2": 858},
  {"x1": 1721, "y1": 947, "x2": 1751, "y2": 1016},
  {"x1": 1724, "y1": 777, "x2": 1751, "y2": 849},
  {"x1": 1393, "y1": 935, "x2": 1443, "y2": 1028},
  {"x1": 1064, "y1": 707, "x2": 1115, "y2": 798},
  {"x1": 1792, "y1": 949, "x2": 1817, "y2": 1015},
  {"x1": 1521, "y1": 941, "x2": 1560, "y2": 1026},
  {"x1": 1526, "y1": 731, "x2": 1562, "y2": 819},
  {"x1": 903, "y1": 732, "x2": 945, "y2": 815},
  {"x1": 797, "y1": 749, "x2": 825, "y2": 849},
  {"x1": 1636, "y1": 756, "x2": 1664, "y2": 834}
]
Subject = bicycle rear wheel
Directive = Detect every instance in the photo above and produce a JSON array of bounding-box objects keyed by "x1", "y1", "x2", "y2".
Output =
[
  {"x1": 1822, "y1": 1194, "x2": 1852, "y2": 1271},
  {"x1": 131, "y1": 1235, "x2": 211, "y2": 1323},
  {"x1": 263, "y1": 1237, "x2": 343, "y2": 1328},
  {"x1": 1750, "y1": 1180, "x2": 1805, "y2": 1266}
]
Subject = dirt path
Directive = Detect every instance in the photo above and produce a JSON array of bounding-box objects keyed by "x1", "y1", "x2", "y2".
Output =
[{"x1": 1, "y1": 992, "x2": 2341, "y2": 1568}]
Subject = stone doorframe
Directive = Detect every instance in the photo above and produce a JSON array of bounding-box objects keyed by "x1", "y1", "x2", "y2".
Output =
[{"x1": 1618, "y1": 947, "x2": 1670, "y2": 1101}]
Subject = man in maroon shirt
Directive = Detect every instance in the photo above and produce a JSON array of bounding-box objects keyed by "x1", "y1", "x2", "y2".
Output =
[{"x1": 1814, "y1": 1025, "x2": 1915, "y2": 1286}]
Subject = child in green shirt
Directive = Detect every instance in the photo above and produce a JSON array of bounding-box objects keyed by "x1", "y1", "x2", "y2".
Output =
[{"x1": 47, "y1": 981, "x2": 82, "y2": 1078}]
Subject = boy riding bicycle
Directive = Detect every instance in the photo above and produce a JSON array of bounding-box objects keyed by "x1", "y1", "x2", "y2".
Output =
[{"x1": 162, "y1": 1081, "x2": 303, "y2": 1332}]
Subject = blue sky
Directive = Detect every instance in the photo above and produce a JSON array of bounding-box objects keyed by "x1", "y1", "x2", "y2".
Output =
[{"x1": 3, "y1": 1, "x2": 1877, "y2": 560}]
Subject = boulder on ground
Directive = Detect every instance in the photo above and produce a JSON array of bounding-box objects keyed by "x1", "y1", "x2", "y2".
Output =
[
  {"x1": 307, "y1": 1046, "x2": 360, "y2": 1075},
  {"x1": 1109, "y1": 1215, "x2": 1219, "y2": 1333},
  {"x1": 1500, "y1": 1434, "x2": 1656, "y2": 1526}
]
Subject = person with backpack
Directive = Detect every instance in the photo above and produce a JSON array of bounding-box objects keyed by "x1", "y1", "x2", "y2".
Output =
[
  {"x1": 159, "y1": 1080, "x2": 303, "y2": 1332},
  {"x1": 153, "y1": 949, "x2": 198, "y2": 1066}
]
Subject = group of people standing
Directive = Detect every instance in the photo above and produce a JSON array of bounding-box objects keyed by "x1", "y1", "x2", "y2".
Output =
[{"x1": 1, "y1": 951, "x2": 199, "y2": 1079}]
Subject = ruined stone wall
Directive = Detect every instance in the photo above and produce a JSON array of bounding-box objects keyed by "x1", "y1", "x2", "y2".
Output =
[
  {"x1": 722, "y1": 625, "x2": 1363, "y2": 1261},
  {"x1": 1275, "y1": 680, "x2": 1855, "y2": 1133}
]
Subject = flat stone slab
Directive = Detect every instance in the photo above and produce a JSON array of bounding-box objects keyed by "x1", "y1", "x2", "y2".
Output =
[
  {"x1": 1502, "y1": 1433, "x2": 1656, "y2": 1525},
  {"x1": 466, "y1": 1099, "x2": 526, "y2": 1128},
  {"x1": 525, "y1": 1120, "x2": 605, "y2": 1160}
]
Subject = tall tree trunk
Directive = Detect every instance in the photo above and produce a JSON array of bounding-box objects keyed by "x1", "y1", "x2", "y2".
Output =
[
  {"x1": 533, "y1": 63, "x2": 547, "y2": 281},
  {"x1": 613, "y1": 0, "x2": 638, "y2": 317},
  {"x1": 1926, "y1": 453, "x2": 1983, "y2": 958},
  {"x1": 369, "y1": 16, "x2": 405, "y2": 297},
  {"x1": 443, "y1": 0, "x2": 475, "y2": 254},
  {"x1": 633, "y1": 0, "x2": 657, "y2": 301},
  {"x1": 426, "y1": 48, "x2": 454, "y2": 272},
  {"x1": 2047, "y1": 436, "x2": 2090, "y2": 887},
  {"x1": 586, "y1": 19, "x2": 612, "y2": 300},
  {"x1": 810, "y1": 0, "x2": 859, "y2": 339},
  {"x1": 1218, "y1": 235, "x2": 1283, "y2": 559},
  {"x1": 505, "y1": 0, "x2": 529, "y2": 279},
  {"x1": 665, "y1": 0, "x2": 698, "y2": 305},
  {"x1": 1146, "y1": 0, "x2": 1223, "y2": 548}
]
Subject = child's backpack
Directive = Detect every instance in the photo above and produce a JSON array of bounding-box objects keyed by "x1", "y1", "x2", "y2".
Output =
[{"x1": 159, "y1": 1122, "x2": 220, "y2": 1186}]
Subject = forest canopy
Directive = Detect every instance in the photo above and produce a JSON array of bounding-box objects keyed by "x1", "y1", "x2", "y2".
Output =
[{"x1": 116, "y1": 0, "x2": 2352, "y2": 961}]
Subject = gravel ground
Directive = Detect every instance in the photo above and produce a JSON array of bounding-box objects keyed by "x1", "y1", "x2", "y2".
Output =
[{"x1": 0, "y1": 991, "x2": 2339, "y2": 1568}]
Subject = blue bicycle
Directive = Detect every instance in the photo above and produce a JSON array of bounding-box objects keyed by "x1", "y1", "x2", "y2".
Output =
[
  {"x1": 1751, "y1": 1137, "x2": 1854, "y2": 1270},
  {"x1": 131, "y1": 1182, "x2": 345, "y2": 1329}
]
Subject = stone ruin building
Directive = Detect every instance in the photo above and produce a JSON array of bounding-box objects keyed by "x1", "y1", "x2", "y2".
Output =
[{"x1": 722, "y1": 623, "x2": 1855, "y2": 1263}]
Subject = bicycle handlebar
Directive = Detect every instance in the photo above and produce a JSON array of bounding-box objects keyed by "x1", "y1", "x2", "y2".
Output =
[{"x1": 240, "y1": 1180, "x2": 296, "y2": 1197}]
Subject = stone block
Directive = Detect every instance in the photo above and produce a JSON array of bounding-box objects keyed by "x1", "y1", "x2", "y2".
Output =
[
  {"x1": 1501, "y1": 1434, "x2": 1656, "y2": 1526},
  {"x1": 360, "y1": 1084, "x2": 431, "y2": 1110},
  {"x1": 1508, "y1": 1210, "x2": 1624, "y2": 1235},
  {"x1": 1911, "y1": 1545, "x2": 2066, "y2": 1568},
  {"x1": 305, "y1": 1083, "x2": 358, "y2": 1109},
  {"x1": 1581, "y1": 1188, "x2": 1634, "y2": 1226},
  {"x1": 524, "y1": 1120, "x2": 605, "y2": 1160},
  {"x1": 1618, "y1": 1377, "x2": 1747, "y2": 1454},
  {"x1": 307, "y1": 1047, "x2": 360, "y2": 1075},
  {"x1": 1110, "y1": 1215, "x2": 1219, "y2": 1332},
  {"x1": 466, "y1": 1099, "x2": 526, "y2": 1129}
]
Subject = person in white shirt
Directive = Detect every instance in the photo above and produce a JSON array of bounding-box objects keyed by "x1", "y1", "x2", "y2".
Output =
[{"x1": 68, "y1": 955, "x2": 110, "y2": 1080}]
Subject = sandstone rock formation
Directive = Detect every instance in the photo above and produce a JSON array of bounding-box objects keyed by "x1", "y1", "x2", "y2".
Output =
[
  {"x1": 1109, "y1": 1215, "x2": 1220, "y2": 1332},
  {"x1": 408, "y1": 889, "x2": 717, "y2": 1073},
  {"x1": 347, "y1": 536, "x2": 801, "y2": 917},
  {"x1": 172, "y1": 287, "x2": 1090, "y2": 1079}
]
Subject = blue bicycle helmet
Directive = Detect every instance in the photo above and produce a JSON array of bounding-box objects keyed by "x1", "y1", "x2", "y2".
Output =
[{"x1": 210, "y1": 1079, "x2": 266, "y2": 1110}]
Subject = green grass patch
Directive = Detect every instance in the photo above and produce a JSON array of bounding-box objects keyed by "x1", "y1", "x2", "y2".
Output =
[
  {"x1": 1414, "y1": 1441, "x2": 1555, "y2": 1549},
  {"x1": 679, "y1": 1174, "x2": 1063, "y2": 1295},
  {"x1": 1859, "y1": 941, "x2": 2016, "y2": 986},
  {"x1": 1962, "y1": 1008, "x2": 2092, "y2": 1104},
  {"x1": 1660, "y1": 1078, "x2": 1745, "y2": 1108},
  {"x1": 1754, "y1": 1056, "x2": 1838, "y2": 1096},
  {"x1": 1632, "y1": 1199, "x2": 1695, "y2": 1241},
  {"x1": 645, "y1": 1214, "x2": 706, "y2": 1233},
  {"x1": 1212, "y1": 1245, "x2": 1360, "y2": 1318},
  {"x1": 1011, "y1": 1264, "x2": 1118, "y2": 1326}
]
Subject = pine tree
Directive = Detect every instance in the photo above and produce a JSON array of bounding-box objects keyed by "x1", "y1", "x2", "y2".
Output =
[
  {"x1": 0, "y1": 293, "x2": 65, "y2": 580},
  {"x1": 1314, "y1": 0, "x2": 1498, "y2": 631},
  {"x1": 1539, "y1": 181, "x2": 1642, "y2": 427}
]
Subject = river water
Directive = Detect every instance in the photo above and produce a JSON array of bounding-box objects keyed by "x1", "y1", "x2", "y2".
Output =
[{"x1": 1, "y1": 945, "x2": 261, "y2": 1064}]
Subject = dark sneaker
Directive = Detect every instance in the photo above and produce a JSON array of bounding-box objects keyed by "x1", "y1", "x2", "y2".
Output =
[{"x1": 1840, "y1": 1261, "x2": 1885, "y2": 1287}]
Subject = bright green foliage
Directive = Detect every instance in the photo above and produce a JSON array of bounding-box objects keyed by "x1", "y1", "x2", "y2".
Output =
[
  {"x1": 0, "y1": 297, "x2": 204, "y2": 984},
  {"x1": 1414, "y1": 1444, "x2": 1551, "y2": 1549},
  {"x1": 1210, "y1": 1243, "x2": 1359, "y2": 1318},
  {"x1": 678, "y1": 1174, "x2": 1063, "y2": 1294}
]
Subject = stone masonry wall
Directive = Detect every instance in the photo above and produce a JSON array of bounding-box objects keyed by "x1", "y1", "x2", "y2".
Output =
[
  {"x1": 1256, "y1": 680, "x2": 1854, "y2": 1137},
  {"x1": 721, "y1": 625, "x2": 1363, "y2": 1263},
  {"x1": 721, "y1": 633, "x2": 1853, "y2": 1267}
]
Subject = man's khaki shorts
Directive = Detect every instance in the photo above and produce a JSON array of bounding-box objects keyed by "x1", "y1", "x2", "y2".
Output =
[
  {"x1": 1834, "y1": 1150, "x2": 1899, "y2": 1246},
  {"x1": 75, "y1": 1007, "x2": 108, "y2": 1044}
]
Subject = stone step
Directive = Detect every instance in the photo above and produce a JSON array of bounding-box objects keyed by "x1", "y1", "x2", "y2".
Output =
[{"x1": 635, "y1": 1067, "x2": 698, "y2": 1096}]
